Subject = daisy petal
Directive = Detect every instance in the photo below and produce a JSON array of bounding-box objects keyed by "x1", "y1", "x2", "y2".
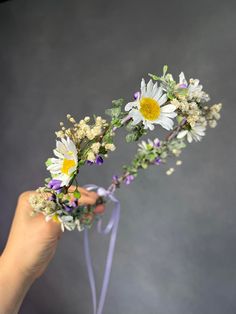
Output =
[
  {"x1": 154, "y1": 117, "x2": 174, "y2": 130},
  {"x1": 141, "y1": 78, "x2": 146, "y2": 96},
  {"x1": 177, "y1": 130, "x2": 188, "y2": 139},
  {"x1": 187, "y1": 133, "x2": 193, "y2": 143},
  {"x1": 161, "y1": 104, "x2": 176, "y2": 113},
  {"x1": 158, "y1": 93, "x2": 168, "y2": 106},
  {"x1": 146, "y1": 121, "x2": 155, "y2": 130},
  {"x1": 125, "y1": 101, "x2": 138, "y2": 111},
  {"x1": 146, "y1": 80, "x2": 154, "y2": 96},
  {"x1": 56, "y1": 141, "x2": 67, "y2": 154},
  {"x1": 53, "y1": 149, "x2": 64, "y2": 159},
  {"x1": 154, "y1": 86, "x2": 163, "y2": 100}
]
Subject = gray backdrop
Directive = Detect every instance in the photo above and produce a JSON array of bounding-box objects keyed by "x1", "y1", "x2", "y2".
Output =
[{"x1": 0, "y1": 0, "x2": 236, "y2": 313}]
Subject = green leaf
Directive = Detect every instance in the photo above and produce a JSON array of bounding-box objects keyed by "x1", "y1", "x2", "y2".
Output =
[
  {"x1": 99, "y1": 146, "x2": 107, "y2": 154},
  {"x1": 148, "y1": 73, "x2": 160, "y2": 80},
  {"x1": 163, "y1": 65, "x2": 168, "y2": 76},
  {"x1": 125, "y1": 120, "x2": 135, "y2": 131},
  {"x1": 105, "y1": 107, "x2": 121, "y2": 118},
  {"x1": 160, "y1": 152, "x2": 168, "y2": 159},
  {"x1": 112, "y1": 107, "x2": 121, "y2": 117},
  {"x1": 148, "y1": 153, "x2": 156, "y2": 161},
  {"x1": 57, "y1": 193, "x2": 64, "y2": 199},
  {"x1": 177, "y1": 115, "x2": 184, "y2": 124},
  {"x1": 176, "y1": 88, "x2": 188, "y2": 96},
  {"x1": 167, "y1": 92, "x2": 175, "y2": 100},
  {"x1": 73, "y1": 190, "x2": 81, "y2": 199},
  {"x1": 141, "y1": 162, "x2": 148, "y2": 169},
  {"x1": 45, "y1": 158, "x2": 52, "y2": 167},
  {"x1": 126, "y1": 133, "x2": 137, "y2": 143},
  {"x1": 78, "y1": 160, "x2": 85, "y2": 166},
  {"x1": 112, "y1": 118, "x2": 122, "y2": 128},
  {"x1": 105, "y1": 108, "x2": 113, "y2": 117},
  {"x1": 112, "y1": 98, "x2": 124, "y2": 107}
]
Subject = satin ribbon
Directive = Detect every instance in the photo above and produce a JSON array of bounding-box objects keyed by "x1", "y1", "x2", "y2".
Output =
[{"x1": 83, "y1": 184, "x2": 120, "y2": 314}]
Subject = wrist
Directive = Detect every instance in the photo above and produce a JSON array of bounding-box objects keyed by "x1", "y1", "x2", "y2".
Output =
[{"x1": 0, "y1": 252, "x2": 34, "y2": 314}]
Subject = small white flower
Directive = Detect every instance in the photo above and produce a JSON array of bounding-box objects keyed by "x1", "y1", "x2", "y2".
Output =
[
  {"x1": 176, "y1": 160, "x2": 182, "y2": 166},
  {"x1": 125, "y1": 79, "x2": 177, "y2": 131},
  {"x1": 166, "y1": 167, "x2": 175, "y2": 175},
  {"x1": 87, "y1": 151, "x2": 96, "y2": 162},
  {"x1": 177, "y1": 123, "x2": 206, "y2": 143},
  {"x1": 178, "y1": 72, "x2": 209, "y2": 102},
  {"x1": 209, "y1": 120, "x2": 217, "y2": 128},
  {"x1": 47, "y1": 137, "x2": 78, "y2": 187},
  {"x1": 105, "y1": 143, "x2": 116, "y2": 151},
  {"x1": 138, "y1": 138, "x2": 160, "y2": 152},
  {"x1": 91, "y1": 142, "x2": 101, "y2": 154},
  {"x1": 58, "y1": 215, "x2": 75, "y2": 232},
  {"x1": 75, "y1": 218, "x2": 84, "y2": 231},
  {"x1": 178, "y1": 72, "x2": 188, "y2": 88}
]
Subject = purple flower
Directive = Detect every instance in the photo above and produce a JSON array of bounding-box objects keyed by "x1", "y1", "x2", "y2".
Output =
[
  {"x1": 96, "y1": 155, "x2": 104, "y2": 165},
  {"x1": 153, "y1": 138, "x2": 161, "y2": 148},
  {"x1": 112, "y1": 175, "x2": 119, "y2": 182},
  {"x1": 48, "y1": 194, "x2": 56, "y2": 202},
  {"x1": 124, "y1": 174, "x2": 135, "y2": 185},
  {"x1": 133, "y1": 91, "x2": 141, "y2": 100},
  {"x1": 64, "y1": 199, "x2": 78, "y2": 212},
  {"x1": 86, "y1": 155, "x2": 104, "y2": 166},
  {"x1": 154, "y1": 157, "x2": 161, "y2": 165},
  {"x1": 86, "y1": 160, "x2": 94, "y2": 165},
  {"x1": 64, "y1": 205, "x2": 73, "y2": 212},
  {"x1": 48, "y1": 179, "x2": 62, "y2": 191},
  {"x1": 179, "y1": 83, "x2": 188, "y2": 89}
]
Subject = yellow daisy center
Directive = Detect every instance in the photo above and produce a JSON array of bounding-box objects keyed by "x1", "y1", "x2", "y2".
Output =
[
  {"x1": 52, "y1": 214, "x2": 60, "y2": 223},
  {"x1": 62, "y1": 158, "x2": 76, "y2": 175},
  {"x1": 139, "y1": 97, "x2": 161, "y2": 121}
]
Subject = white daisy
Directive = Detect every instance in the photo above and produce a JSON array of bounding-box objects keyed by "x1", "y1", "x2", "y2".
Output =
[
  {"x1": 125, "y1": 79, "x2": 177, "y2": 131},
  {"x1": 177, "y1": 123, "x2": 206, "y2": 143},
  {"x1": 47, "y1": 137, "x2": 78, "y2": 187}
]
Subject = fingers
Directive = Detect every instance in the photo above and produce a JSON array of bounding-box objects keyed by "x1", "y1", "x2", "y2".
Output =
[
  {"x1": 93, "y1": 204, "x2": 105, "y2": 214},
  {"x1": 68, "y1": 186, "x2": 99, "y2": 205},
  {"x1": 68, "y1": 186, "x2": 105, "y2": 213},
  {"x1": 18, "y1": 186, "x2": 104, "y2": 235}
]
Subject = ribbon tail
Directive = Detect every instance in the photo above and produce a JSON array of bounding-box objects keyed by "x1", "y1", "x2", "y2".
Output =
[
  {"x1": 83, "y1": 184, "x2": 121, "y2": 314},
  {"x1": 84, "y1": 229, "x2": 97, "y2": 314},
  {"x1": 97, "y1": 201, "x2": 120, "y2": 314}
]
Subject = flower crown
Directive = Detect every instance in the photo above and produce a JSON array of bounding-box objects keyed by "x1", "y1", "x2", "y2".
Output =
[{"x1": 29, "y1": 65, "x2": 222, "y2": 231}]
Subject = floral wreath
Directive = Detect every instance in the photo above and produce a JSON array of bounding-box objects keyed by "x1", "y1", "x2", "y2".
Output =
[{"x1": 29, "y1": 65, "x2": 222, "y2": 232}]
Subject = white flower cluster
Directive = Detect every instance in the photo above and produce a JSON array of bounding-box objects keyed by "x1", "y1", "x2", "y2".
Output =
[
  {"x1": 205, "y1": 103, "x2": 222, "y2": 128},
  {"x1": 177, "y1": 72, "x2": 210, "y2": 103},
  {"x1": 165, "y1": 72, "x2": 222, "y2": 143},
  {"x1": 87, "y1": 136, "x2": 116, "y2": 162},
  {"x1": 187, "y1": 78, "x2": 210, "y2": 102},
  {"x1": 29, "y1": 192, "x2": 56, "y2": 215},
  {"x1": 29, "y1": 189, "x2": 84, "y2": 232},
  {"x1": 54, "y1": 114, "x2": 117, "y2": 163},
  {"x1": 171, "y1": 98, "x2": 203, "y2": 128},
  {"x1": 56, "y1": 115, "x2": 109, "y2": 143}
]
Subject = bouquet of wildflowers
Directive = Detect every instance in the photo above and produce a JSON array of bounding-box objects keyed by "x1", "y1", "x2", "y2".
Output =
[{"x1": 29, "y1": 65, "x2": 222, "y2": 232}]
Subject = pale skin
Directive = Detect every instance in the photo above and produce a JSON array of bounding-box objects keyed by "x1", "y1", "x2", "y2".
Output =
[{"x1": 0, "y1": 186, "x2": 105, "y2": 314}]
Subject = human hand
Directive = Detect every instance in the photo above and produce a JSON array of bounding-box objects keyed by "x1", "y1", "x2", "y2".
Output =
[
  {"x1": 0, "y1": 186, "x2": 105, "y2": 314},
  {"x1": 1, "y1": 186, "x2": 104, "y2": 281}
]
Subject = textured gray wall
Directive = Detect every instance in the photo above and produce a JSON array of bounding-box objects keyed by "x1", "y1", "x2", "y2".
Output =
[{"x1": 0, "y1": 0, "x2": 236, "y2": 313}]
